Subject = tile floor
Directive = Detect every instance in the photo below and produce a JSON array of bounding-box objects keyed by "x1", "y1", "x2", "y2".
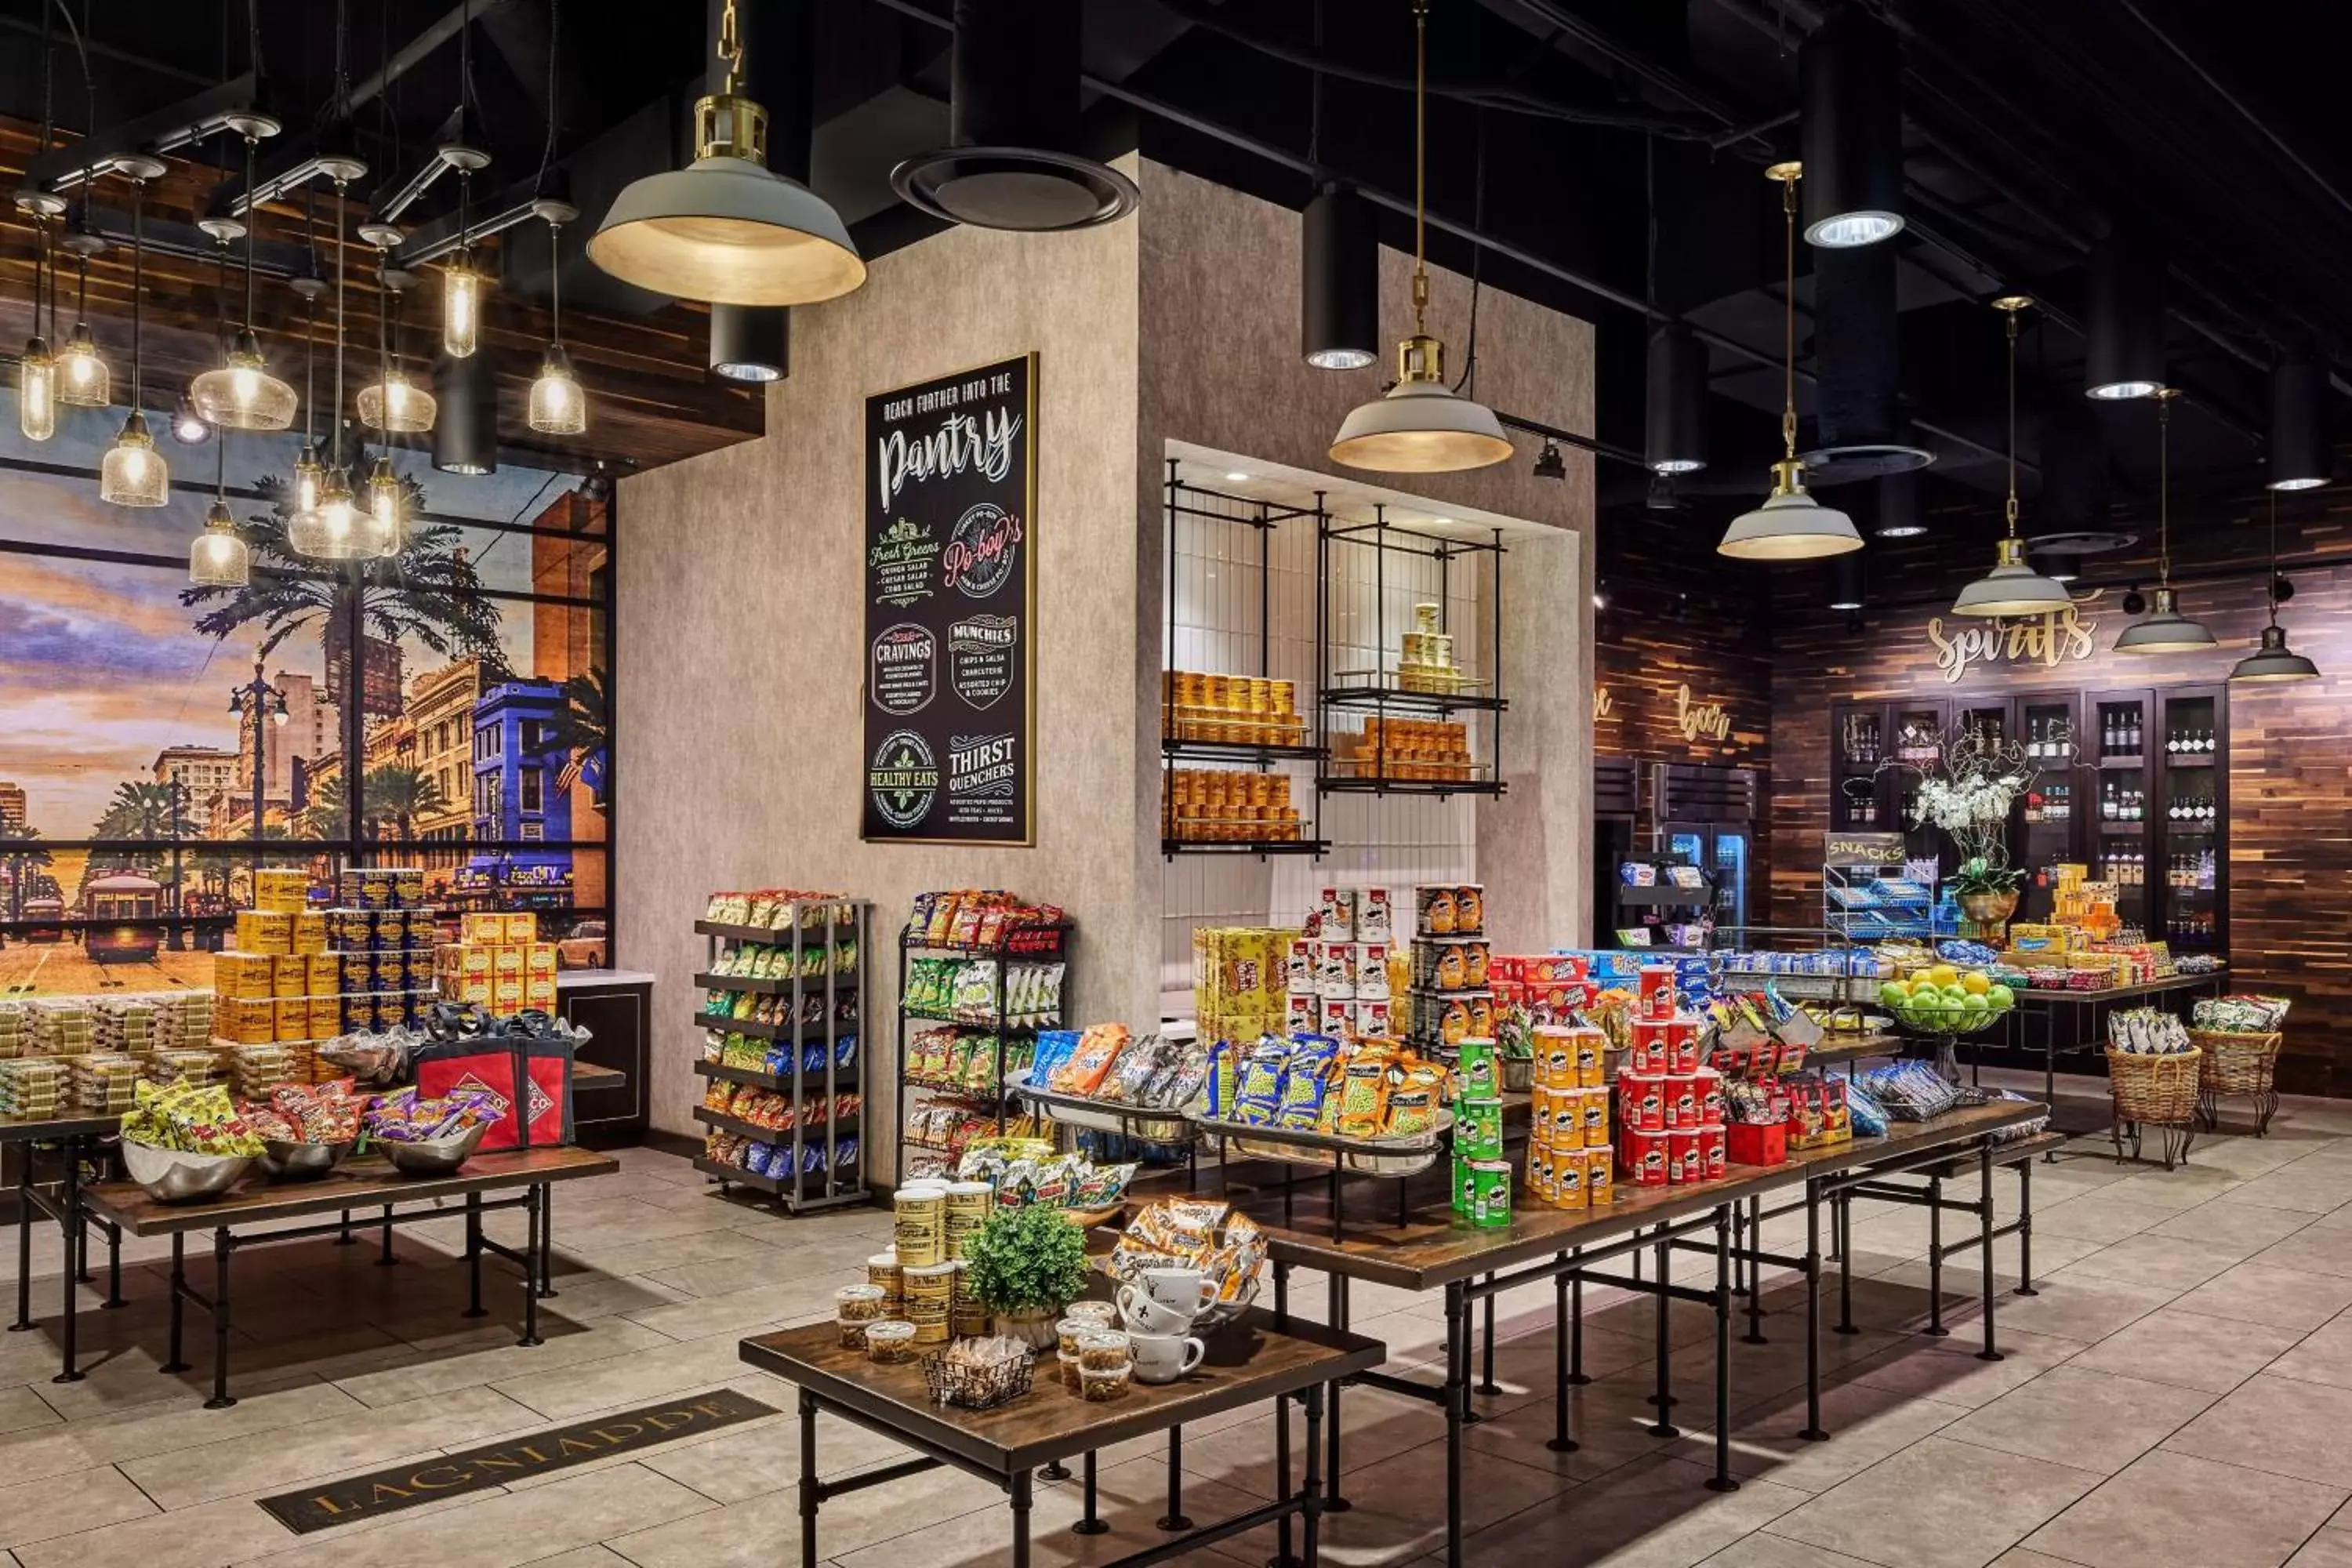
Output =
[{"x1": 8, "y1": 1072, "x2": 2352, "y2": 1567}]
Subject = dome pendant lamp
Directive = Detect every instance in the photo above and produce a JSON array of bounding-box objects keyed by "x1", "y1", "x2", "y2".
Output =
[
  {"x1": 1330, "y1": 0, "x2": 1512, "y2": 474},
  {"x1": 1718, "y1": 165, "x2": 1861, "y2": 559},
  {"x1": 1952, "y1": 297, "x2": 2073, "y2": 618},
  {"x1": 2231, "y1": 491, "x2": 2321, "y2": 683},
  {"x1": 590, "y1": 0, "x2": 862, "y2": 305},
  {"x1": 191, "y1": 136, "x2": 298, "y2": 430},
  {"x1": 100, "y1": 172, "x2": 172, "y2": 508},
  {"x1": 2114, "y1": 389, "x2": 2216, "y2": 654}
]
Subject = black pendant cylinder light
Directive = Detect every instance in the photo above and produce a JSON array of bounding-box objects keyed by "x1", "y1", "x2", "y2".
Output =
[
  {"x1": 1798, "y1": 7, "x2": 1904, "y2": 249},
  {"x1": 1873, "y1": 469, "x2": 1924, "y2": 538},
  {"x1": 434, "y1": 350, "x2": 497, "y2": 475},
  {"x1": 1827, "y1": 550, "x2": 1867, "y2": 611},
  {"x1": 2267, "y1": 348, "x2": 2332, "y2": 491},
  {"x1": 1644, "y1": 323, "x2": 1708, "y2": 474},
  {"x1": 2085, "y1": 233, "x2": 2165, "y2": 400},
  {"x1": 891, "y1": 0, "x2": 1138, "y2": 230},
  {"x1": 710, "y1": 303, "x2": 789, "y2": 381},
  {"x1": 1802, "y1": 239, "x2": 1932, "y2": 479},
  {"x1": 1302, "y1": 184, "x2": 1378, "y2": 371}
]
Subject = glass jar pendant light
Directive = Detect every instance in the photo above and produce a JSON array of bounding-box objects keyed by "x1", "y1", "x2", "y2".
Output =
[
  {"x1": 2114, "y1": 389, "x2": 2216, "y2": 654},
  {"x1": 1718, "y1": 165, "x2": 1861, "y2": 559},
  {"x1": 101, "y1": 174, "x2": 170, "y2": 507},
  {"x1": 1951, "y1": 297, "x2": 2072, "y2": 617},
  {"x1": 528, "y1": 218, "x2": 586, "y2": 434},
  {"x1": 17, "y1": 201, "x2": 56, "y2": 441},
  {"x1": 359, "y1": 269, "x2": 437, "y2": 433},
  {"x1": 1329, "y1": 0, "x2": 1511, "y2": 474},
  {"x1": 292, "y1": 178, "x2": 370, "y2": 561},
  {"x1": 56, "y1": 227, "x2": 109, "y2": 406},
  {"x1": 189, "y1": 434, "x2": 248, "y2": 587},
  {"x1": 363, "y1": 454, "x2": 405, "y2": 557},
  {"x1": 191, "y1": 138, "x2": 299, "y2": 430},
  {"x1": 2230, "y1": 492, "x2": 2321, "y2": 682}
]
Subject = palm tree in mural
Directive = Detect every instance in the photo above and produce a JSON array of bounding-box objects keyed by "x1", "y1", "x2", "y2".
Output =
[
  {"x1": 296, "y1": 774, "x2": 349, "y2": 841},
  {"x1": 94, "y1": 780, "x2": 184, "y2": 840},
  {"x1": 180, "y1": 470, "x2": 509, "y2": 673},
  {"x1": 0, "y1": 822, "x2": 52, "y2": 921},
  {"x1": 547, "y1": 666, "x2": 610, "y2": 808},
  {"x1": 364, "y1": 766, "x2": 447, "y2": 843}
]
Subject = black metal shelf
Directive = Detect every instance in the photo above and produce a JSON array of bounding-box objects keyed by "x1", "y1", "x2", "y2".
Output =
[
  {"x1": 1614, "y1": 884, "x2": 1713, "y2": 906},
  {"x1": 902, "y1": 1010, "x2": 1055, "y2": 1029},
  {"x1": 693, "y1": 918, "x2": 859, "y2": 947},
  {"x1": 694, "y1": 1058, "x2": 858, "y2": 1091},
  {"x1": 1317, "y1": 777, "x2": 1504, "y2": 798},
  {"x1": 695, "y1": 971, "x2": 857, "y2": 996},
  {"x1": 1160, "y1": 739, "x2": 1328, "y2": 765},
  {"x1": 693, "y1": 1105, "x2": 861, "y2": 1143},
  {"x1": 1160, "y1": 837, "x2": 1331, "y2": 858},
  {"x1": 694, "y1": 1012, "x2": 861, "y2": 1041},
  {"x1": 1319, "y1": 684, "x2": 1508, "y2": 716}
]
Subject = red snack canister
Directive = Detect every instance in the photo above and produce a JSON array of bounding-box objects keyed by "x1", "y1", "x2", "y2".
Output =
[
  {"x1": 1668, "y1": 1128, "x2": 1701, "y2": 1185},
  {"x1": 1665, "y1": 1074, "x2": 1699, "y2": 1130},
  {"x1": 1701, "y1": 1125, "x2": 1729, "y2": 1181},
  {"x1": 1624, "y1": 1128, "x2": 1669, "y2": 1187},
  {"x1": 1628, "y1": 1018, "x2": 1671, "y2": 1074},
  {"x1": 1696, "y1": 1068, "x2": 1726, "y2": 1127},
  {"x1": 1638, "y1": 964, "x2": 1678, "y2": 1021},
  {"x1": 1666, "y1": 1018, "x2": 1701, "y2": 1074},
  {"x1": 1620, "y1": 1073, "x2": 1664, "y2": 1133}
]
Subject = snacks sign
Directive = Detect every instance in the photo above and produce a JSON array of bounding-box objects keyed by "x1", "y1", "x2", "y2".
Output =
[{"x1": 864, "y1": 354, "x2": 1037, "y2": 843}]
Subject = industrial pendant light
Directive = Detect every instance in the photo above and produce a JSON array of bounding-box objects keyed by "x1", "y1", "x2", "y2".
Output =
[
  {"x1": 188, "y1": 426, "x2": 248, "y2": 587},
  {"x1": 528, "y1": 218, "x2": 586, "y2": 434},
  {"x1": 2231, "y1": 492, "x2": 2321, "y2": 682},
  {"x1": 363, "y1": 453, "x2": 405, "y2": 557},
  {"x1": 292, "y1": 180, "x2": 368, "y2": 560},
  {"x1": 359, "y1": 268, "x2": 437, "y2": 434},
  {"x1": 2114, "y1": 390, "x2": 2216, "y2": 653},
  {"x1": 2267, "y1": 349, "x2": 2331, "y2": 491},
  {"x1": 2085, "y1": 234, "x2": 2165, "y2": 401},
  {"x1": 56, "y1": 228, "x2": 108, "y2": 406},
  {"x1": 1330, "y1": 0, "x2": 1511, "y2": 474},
  {"x1": 1646, "y1": 324, "x2": 1708, "y2": 474},
  {"x1": 1953, "y1": 297, "x2": 2072, "y2": 617},
  {"x1": 100, "y1": 174, "x2": 170, "y2": 507},
  {"x1": 191, "y1": 138, "x2": 299, "y2": 430},
  {"x1": 592, "y1": 0, "x2": 862, "y2": 303},
  {"x1": 1718, "y1": 165, "x2": 1860, "y2": 558},
  {"x1": 17, "y1": 199, "x2": 56, "y2": 441},
  {"x1": 1798, "y1": 9, "x2": 1904, "y2": 249}
]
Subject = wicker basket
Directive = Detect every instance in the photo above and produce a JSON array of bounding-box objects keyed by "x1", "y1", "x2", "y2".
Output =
[
  {"x1": 2193, "y1": 1029, "x2": 2283, "y2": 1135},
  {"x1": 2107, "y1": 1047, "x2": 2202, "y2": 1125}
]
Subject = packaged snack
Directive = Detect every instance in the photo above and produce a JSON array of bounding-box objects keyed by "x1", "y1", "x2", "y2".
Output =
[
  {"x1": 1275, "y1": 1036, "x2": 1340, "y2": 1131},
  {"x1": 1333, "y1": 1043, "x2": 1395, "y2": 1138},
  {"x1": 1230, "y1": 1036, "x2": 1290, "y2": 1126},
  {"x1": 1358, "y1": 888, "x2": 1394, "y2": 943},
  {"x1": 1415, "y1": 886, "x2": 1458, "y2": 937},
  {"x1": 1454, "y1": 1096, "x2": 1504, "y2": 1160}
]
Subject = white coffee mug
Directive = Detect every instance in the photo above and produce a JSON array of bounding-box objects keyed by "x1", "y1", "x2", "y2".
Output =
[
  {"x1": 1140, "y1": 1266, "x2": 1214, "y2": 1315},
  {"x1": 1129, "y1": 1331, "x2": 1206, "y2": 1385},
  {"x1": 1116, "y1": 1284, "x2": 1196, "y2": 1337}
]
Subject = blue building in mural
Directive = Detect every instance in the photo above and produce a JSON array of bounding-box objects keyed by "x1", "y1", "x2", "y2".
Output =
[{"x1": 459, "y1": 679, "x2": 573, "y2": 899}]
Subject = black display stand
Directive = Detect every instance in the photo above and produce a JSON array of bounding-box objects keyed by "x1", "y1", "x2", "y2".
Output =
[{"x1": 895, "y1": 919, "x2": 1071, "y2": 1185}]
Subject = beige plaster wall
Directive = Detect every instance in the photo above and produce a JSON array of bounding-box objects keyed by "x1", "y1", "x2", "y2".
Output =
[
  {"x1": 1135, "y1": 162, "x2": 1598, "y2": 951},
  {"x1": 618, "y1": 183, "x2": 1147, "y2": 1143}
]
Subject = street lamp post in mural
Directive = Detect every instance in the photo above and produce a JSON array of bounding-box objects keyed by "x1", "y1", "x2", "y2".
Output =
[
  {"x1": 165, "y1": 778, "x2": 190, "y2": 951},
  {"x1": 230, "y1": 658, "x2": 289, "y2": 884}
]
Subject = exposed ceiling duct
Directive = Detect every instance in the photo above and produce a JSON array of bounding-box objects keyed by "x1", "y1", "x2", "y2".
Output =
[
  {"x1": 1800, "y1": 238, "x2": 1933, "y2": 482},
  {"x1": 891, "y1": 0, "x2": 1139, "y2": 231}
]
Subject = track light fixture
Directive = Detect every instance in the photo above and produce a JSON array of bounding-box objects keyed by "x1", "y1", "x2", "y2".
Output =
[
  {"x1": 710, "y1": 304, "x2": 788, "y2": 382},
  {"x1": 2267, "y1": 349, "x2": 2331, "y2": 491},
  {"x1": 1330, "y1": 0, "x2": 1511, "y2": 474},
  {"x1": 1953, "y1": 297, "x2": 2072, "y2": 618},
  {"x1": 2085, "y1": 234, "x2": 2165, "y2": 401},
  {"x1": 1532, "y1": 441, "x2": 1566, "y2": 481},
  {"x1": 1798, "y1": 9, "x2": 1904, "y2": 249},
  {"x1": 1718, "y1": 164, "x2": 1861, "y2": 559},
  {"x1": 2114, "y1": 390, "x2": 2216, "y2": 653},
  {"x1": 1302, "y1": 184, "x2": 1379, "y2": 371}
]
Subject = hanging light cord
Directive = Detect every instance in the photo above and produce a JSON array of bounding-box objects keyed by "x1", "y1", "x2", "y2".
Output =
[
  {"x1": 129, "y1": 178, "x2": 143, "y2": 405},
  {"x1": 2266, "y1": 491, "x2": 2282, "y2": 627},
  {"x1": 1780, "y1": 171, "x2": 1798, "y2": 462},
  {"x1": 2156, "y1": 394, "x2": 2173, "y2": 585},
  {"x1": 548, "y1": 221, "x2": 564, "y2": 348},
  {"x1": 2004, "y1": 306, "x2": 2020, "y2": 539},
  {"x1": 1410, "y1": 0, "x2": 1428, "y2": 339},
  {"x1": 332, "y1": 179, "x2": 347, "y2": 467},
  {"x1": 719, "y1": 0, "x2": 742, "y2": 96},
  {"x1": 301, "y1": 182, "x2": 317, "y2": 445},
  {"x1": 241, "y1": 137, "x2": 260, "y2": 334}
]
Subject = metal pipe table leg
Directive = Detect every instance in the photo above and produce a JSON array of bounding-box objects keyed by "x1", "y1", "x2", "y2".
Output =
[
  {"x1": 1070, "y1": 1449, "x2": 1106, "y2": 1535},
  {"x1": 517, "y1": 1188, "x2": 544, "y2": 1347},
  {"x1": 1707, "y1": 1206, "x2": 1739, "y2": 1493},
  {"x1": 1548, "y1": 1258, "x2": 1576, "y2": 1454},
  {"x1": 10, "y1": 1152, "x2": 34, "y2": 1333},
  {"x1": 2014, "y1": 1157, "x2": 2039, "y2": 1297},
  {"x1": 337, "y1": 1208, "x2": 356, "y2": 1246},
  {"x1": 205, "y1": 1227, "x2": 234, "y2": 1409},
  {"x1": 1835, "y1": 1191, "x2": 1858, "y2": 1335},
  {"x1": 1157, "y1": 1425, "x2": 1192, "y2": 1530},
  {"x1": 376, "y1": 1203, "x2": 397, "y2": 1266},
  {"x1": 53, "y1": 1136, "x2": 82, "y2": 1384},
  {"x1": 539, "y1": 1186, "x2": 558, "y2": 1298},
  {"x1": 1800, "y1": 1178, "x2": 1828, "y2": 1442},
  {"x1": 1743, "y1": 1201, "x2": 1769, "y2": 1345},
  {"x1": 1444, "y1": 1279, "x2": 1467, "y2": 1568},
  {"x1": 463, "y1": 1192, "x2": 486, "y2": 1318},
  {"x1": 1324, "y1": 1272, "x2": 1350, "y2": 1511},
  {"x1": 103, "y1": 1217, "x2": 122, "y2": 1309},
  {"x1": 1922, "y1": 1176, "x2": 1948, "y2": 1337},
  {"x1": 161, "y1": 1232, "x2": 188, "y2": 1374},
  {"x1": 1566, "y1": 1246, "x2": 1590, "y2": 1385},
  {"x1": 1302, "y1": 1384, "x2": 1326, "y2": 1566},
  {"x1": 1649, "y1": 1232, "x2": 1679, "y2": 1436},
  {"x1": 1976, "y1": 1144, "x2": 2004, "y2": 1363},
  {"x1": 798, "y1": 1390, "x2": 820, "y2": 1568},
  {"x1": 1477, "y1": 1274, "x2": 1501, "y2": 1396},
  {"x1": 1010, "y1": 1468, "x2": 1033, "y2": 1568}
]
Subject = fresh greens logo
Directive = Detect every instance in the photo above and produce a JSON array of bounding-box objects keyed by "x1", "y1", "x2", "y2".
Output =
[{"x1": 869, "y1": 517, "x2": 942, "y2": 608}]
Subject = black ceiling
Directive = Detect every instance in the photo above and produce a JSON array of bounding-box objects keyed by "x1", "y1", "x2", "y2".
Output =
[{"x1": 5, "y1": 0, "x2": 2344, "y2": 559}]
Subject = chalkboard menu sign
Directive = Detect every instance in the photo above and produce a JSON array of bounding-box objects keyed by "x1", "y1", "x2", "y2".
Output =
[{"x1": 862, "y1": 353, "x2": 1037, "y2": 844}]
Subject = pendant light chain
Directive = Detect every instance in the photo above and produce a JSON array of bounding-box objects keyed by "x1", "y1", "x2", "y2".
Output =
[
  {"x1": 1410, "y1": 0, "x2": 1428, "y2": 338},
  {"x1": 719, "y1": 0, "x2": 742, "y2": 93},
  {"x1": 1781, "y1": 172, "x2": 1797, "y2": 461},
  {"x1": 2005, "y1": 306, "x2": 2020, "y2": 538}
]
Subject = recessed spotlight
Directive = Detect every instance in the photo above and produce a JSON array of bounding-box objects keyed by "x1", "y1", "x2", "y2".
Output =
[
  {"x1": 171, "y1": 397, "x2": 213, "y2": 445},
  {"x1": 1224, "y1": 470, "x2": 1250, "y2": 482}
]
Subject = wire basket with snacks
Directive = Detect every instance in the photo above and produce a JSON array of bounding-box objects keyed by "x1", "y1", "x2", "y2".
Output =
[
  {"x1": 2190, "y1": 994, "x2": 2289, "y2": 1136},
  {"x1": 2107, "y1": 1007, "x2": 2201, "y2": 1167},
  {"x1": 1011, "y1": 1025, "x2": 1207, "y2": 1145}
]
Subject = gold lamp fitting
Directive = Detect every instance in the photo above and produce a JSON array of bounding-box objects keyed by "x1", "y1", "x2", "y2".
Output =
[{"x1": 1396, "y1": 334, "x2": 1446, "y2": 386}]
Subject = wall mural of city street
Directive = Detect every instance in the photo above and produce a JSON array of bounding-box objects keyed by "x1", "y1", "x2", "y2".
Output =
[{"x1": 0, "y1": 401, "x2": 610, "y2": 994}]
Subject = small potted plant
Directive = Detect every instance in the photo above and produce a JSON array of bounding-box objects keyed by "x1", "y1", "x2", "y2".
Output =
[{"x1": 963, "y1": 1202, "x2": 1090, "y2": 1348}]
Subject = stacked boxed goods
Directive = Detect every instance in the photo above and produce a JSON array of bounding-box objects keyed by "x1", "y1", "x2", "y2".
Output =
[
  {"x1": 1616, "y1": 966, "x2": 1731, "y2": 1187},
  {"x1": 27, "y1": 1000, "x2": 92, "y2": 1057},
  {"x1": 1402, "y1": 884, "x2": 1490, "y2": 1054},
  {"x1": 145, "y1": 1048, "x2": 223, "y2": 1087},
  {"x1": 0, "y1": 1001, "x2": 25, "y2": 1059},
  {"x1": 70, "y1": 1054, "x2": 139, "y2": 1113},
  {"x1": 434, "y1": 912, "x2": 553, "y2": 1018},
  {"x1": 336, "y1": 907, "x2": 445, "y2": 1030},
  {"x1": 156, "y1": 991, "x2": 215, "y2": 1050},
  {"x1": 1163, "y1": 768, "x2": 1304, "y2": 844},
  {"x1": 1334, "y1": 717, "x2": 1474, "y2": 782},
  {"x1": 1523, "y1": 1025, "x2": 1613, "y2": 1210},
  {"x1": 90, "y1": 997, "x2": 158, "y2": 1054},
  {"x1": 252, "y1": 867, "x2": 308, "y2": 913},
  {"x1": 1161, "y1": 671, "x2": 1308, "y2": 748},
  {"x1": 1184, "y1": 926, "x2": 1292, "y2": 1046},
  {"x1": 0, "y1": 1058, "x2": 67, "y2": 1118},
  {"x1": 226, "y1": 1042, "x2": 298, "y2": 1099}
]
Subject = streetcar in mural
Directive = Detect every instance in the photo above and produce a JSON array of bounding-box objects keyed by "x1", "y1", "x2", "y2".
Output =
[
  {"x1": 82, "y1": 872, "x2": 163, "y2": 964},
  {"x1": 18, "y1": 896, "x2": 65, "y2": 943}
]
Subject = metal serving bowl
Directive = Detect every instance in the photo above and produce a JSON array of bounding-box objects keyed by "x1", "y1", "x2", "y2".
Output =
[
  {"x1": 378, "y1": 1119, "x2": 491, "y2": 1177},
  {"x1": 259, "y1": 1138, "x2": 356, "y2": 1182},
  {"x1": 121, "y1": 1140, "x2": 252, "y2": 1204}
]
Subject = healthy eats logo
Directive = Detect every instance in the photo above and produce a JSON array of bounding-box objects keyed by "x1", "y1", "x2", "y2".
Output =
[{"x1": 869, "y1": 729, "x2": 940, "y2": 829}]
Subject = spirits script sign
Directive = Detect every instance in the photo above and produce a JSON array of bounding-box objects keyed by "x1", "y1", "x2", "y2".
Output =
[
  {"x1": 1923, "y1": 604, "x2": 2098, "y2": 684},
  {"x1": 863, "y1": 354, "x2": 1037, "y2": 844}
]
